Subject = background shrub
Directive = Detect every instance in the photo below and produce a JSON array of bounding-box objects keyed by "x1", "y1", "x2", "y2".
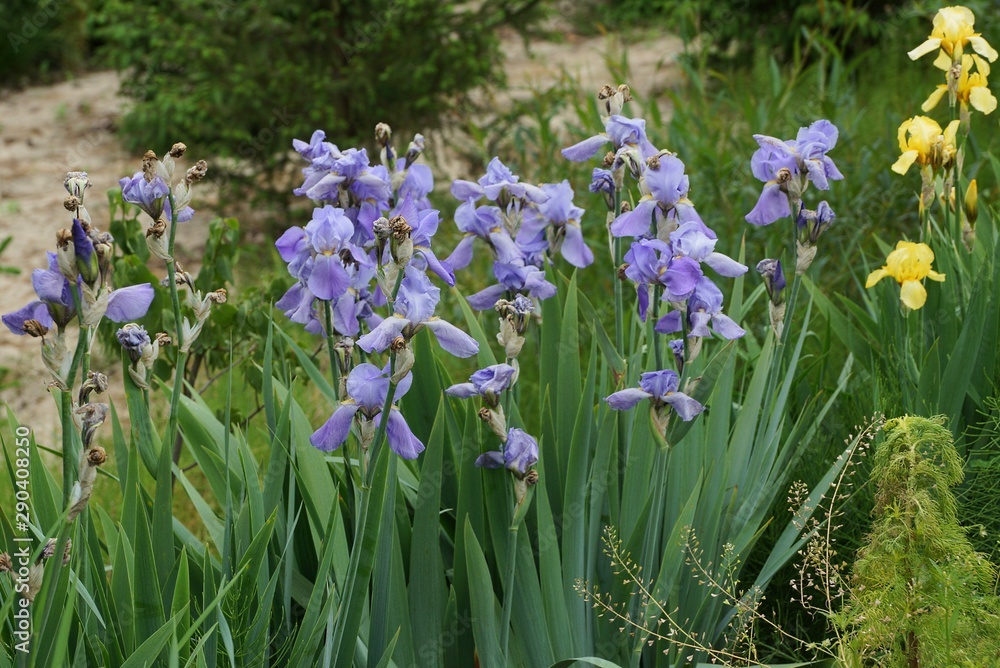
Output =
[
  {"x1": 91, "y1": 0, "x2": 543, "y2": 165},
  {"x1": 0, "y1": 0, "x2": 89, "y2": 86}
]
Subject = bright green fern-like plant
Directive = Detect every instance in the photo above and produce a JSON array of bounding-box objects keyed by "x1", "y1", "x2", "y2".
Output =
[{"x1": 836, "y1": 415, "x2": 1000, "y2": 667}]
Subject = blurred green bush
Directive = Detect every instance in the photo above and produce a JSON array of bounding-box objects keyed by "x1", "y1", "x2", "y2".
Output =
[
  {"x1": 591, "y1": 0, "x2": 909, "y2": 59},
  {"x1": 90, "y1": 0, "x2": 542, "y2": 165},
  {"x1": 0, "y1": 0, "x2": 88, "y2": 86}
]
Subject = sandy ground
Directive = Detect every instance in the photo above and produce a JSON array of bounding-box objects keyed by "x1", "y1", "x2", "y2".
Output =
[{"x1": 0, "y1": 30, "x2": 684, "y2": 447}]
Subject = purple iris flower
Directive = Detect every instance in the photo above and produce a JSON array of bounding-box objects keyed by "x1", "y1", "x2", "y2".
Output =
[
  {"x1": 303, "y1": 147, "x2": 370, "y2": 201},
  {"x1": 475, "y1": 428, "x2": 539, "y2": 476},
  {"x1": 756, "y1": 258, "x2": 787, "y2": 304},
  {"x1": 466, "y1": 258, "x2": 557, "y2": 311},
  {"x1": 310, "y1": 363, "x2": 424, "y2": 459},
  {"x1": 105, "y1": 285, "x2": 156, "y2": 322},
  {"x1": 589, "y1": 167, "x2": 616, "y2": 209},
  {"x1": 293, "y1": 130, "x2": 334, "y2": 161},
  {"x1": 610, "y1": 155, "x2": 702, "y2": 237},
  {"x1": 669, "y1": 222, "x2": 747, "y2": 278},
  {"x1": 388, "y1": 195, "x2": 455, "y2": 285},
  {"x1": 562, "y1": 115, "x2": 658, "y2": 163},
  {"x1": 71, "y1": 218, "x2": 99, "y2": 285},
  {"x1": 445, "y1": 201, "x2": 522, "y2": 272},
  {"x1": 348, "y1": 164, "x2": 393, "y2": 235},
  {"x1": 3, "y1": 253, "x2": 153, "y2": 334},
  {"x1": 669, "y1": 338, "x2": 685, "y2": 371},
  {"x1": 796, "y1": 200, "x2": 836, "y2": 243},
  {"x1": 623, "y1": 239, "x2": 702, "y2": 319},
  {"x1": 605, "y1": 369, "x2": 704, "y2": 421},
  {"x1": 275, "y1": 205, "x2": 370, "y2": 301},
  {"x1": 451, "y1": 157, "x2": 546, "y2": 205},
  {"x1": 119, "y1": 171, "x2": 170, "y2": 221},
  {"x1": 117, "y1": 324, "x2": 150, "y2": 350},
  {"x1": 357, "y1": 266, "x2": 478, "y2": 357},
  {"x1": 395, "y1": 159, "x2": 434, "y2": 210},
  {"x1": 293, "y1": 132, "x2": 343, "y2": 196},
  {"x1": 655, "y1": 276, "x2": 745, "y2": 340},
  {"x1": 446, "y1": 363, "x2": 517, "y2": 406},
  {"x1": 746, "y1": 120, "x2": 843, "y2": 226},
  {"x1": 3, "y1": 301, "x2": 55, "y2": 335},
  {"x1": 516, "y1": 180, "x2": 593, "y2": 268},
  {"x1": 276, "y1": 261, "x2": 381, "y2": 337}
]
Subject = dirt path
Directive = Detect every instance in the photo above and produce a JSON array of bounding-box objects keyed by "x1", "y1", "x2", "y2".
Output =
[{"x1": 0, "y1": 30, "x2": 684, "y2": 446}]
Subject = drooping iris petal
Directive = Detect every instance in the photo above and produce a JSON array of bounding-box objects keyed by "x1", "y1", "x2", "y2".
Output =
[
  {"x1": 610, "y1": 199, "x2": 658, "y2": 237},
  {"x1": 382, "y1": 409, "x2": 424, "y2": 459},
  {"x1": 746, "y1": 183, "x2": 791, "y2": 226},
  {"x1": 2, "y1": 300, "x2": 54, "y2": 335},
  {"x1": 561, "y1": 134, "x2": 610, "y2": 162},
  {"x1": 561, "y1": 226, "x2": 594, "y2": 268},
  {"x1": 423, "y1": 319, "x2": 479, "y2": 358},
  {"x1": 356, "y1": 316, "x2": 408, "y2": 355},
  {"x1": 662, "y1": 391, "x2": 705, "y2": 421},
  {"x1": 467, "y1": 284, "x2": 507, "y2": 311},
  {"x1": 662, "y1": 256, "x2": 702, "y2": 301},
  {"x1": 604, "y1": 388, "x2": 653, "y2": 410},
  {"x1": 475, "y1": 451, "x2": 505, "y2": 469},
  {"x1": 106, "y1": 284, "x2": 155, "y2": 322},
  {"x1": 310, "y1": 404, "x2": 359, "y2": 452}
]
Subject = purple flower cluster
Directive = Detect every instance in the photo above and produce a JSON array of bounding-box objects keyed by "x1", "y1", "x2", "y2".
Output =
[
  {"x1": 745, "y1": 120, "x2": 842, "y2": 226},
  {"x1": 562, "y1": 89, "x2": 748, "y2": 424},
  {"x1": 278, "y1": 128, "x2": 460, "y2": 340},
  {"x1": 283, "y1": 125, "x2": 483, "y2": 459},
  {"x1": 311, "y1": 363, "x2": 424, "y2": 459},
  {"x1": 446, "y1": 158, "x2": 591, "y2": 311},
  {"x1": 3, "y1": 229, "x2": 153, "y2": 337},
  {"x1": 608, "y1": 158, "x2": 748, "y2": 343}
]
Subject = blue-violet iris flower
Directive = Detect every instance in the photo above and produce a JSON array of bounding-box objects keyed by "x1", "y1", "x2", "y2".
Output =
[
  {"x1": 475, "y1": 427, "x2": 539, "y2": 476},
  {"x1": 310, "y1": 363, "x2": 424, "y2": 459},
  {"x1": 605, "y1": 369, "x2": 704, "y2": 421},
  {"x1": 357, "y1": 266, "x2": 478, "y2": 357}
]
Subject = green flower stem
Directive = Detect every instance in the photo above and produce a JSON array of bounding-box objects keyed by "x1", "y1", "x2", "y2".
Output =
[
  {"x1": 62, "y1": 285, "x2": 91, "y2": 506},
  {"x1": 499, "y1": 518, "x2": 519, "y2": 661},
  {"x1": 323, "y1": 300, "x2": 340, "y2": 400},
  {"x1": 364, "y1": 264, "x2": 412, "y2": 664},
  {"x1": 652, "y1": 285, "x2": 663, "y2": 370},
  {"x1": 364, "y1": 265, "x2": 406, "y2": 488},
  {"x1": 59, "y1": 390, "x2": 75, "y2": 507},
  {"x1": 164, "y1": 193, "x2": 186, "y2": 471},
  {"x1": 612, "y1": 189, "x2": 624, "y2": 356}
]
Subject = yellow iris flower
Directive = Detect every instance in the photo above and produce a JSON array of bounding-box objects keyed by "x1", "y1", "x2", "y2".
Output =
[
  {"x1": 866, "y1": 241, "x2": 945, "y2": 310},
  {"x1": 922, "y1": 55, "x2": 998, "y2": 115},
  {"x1": 891, "y1": 116, "x2": 961, "y2": 175},
  {"x1": 908, "y1": 6, "x2": 998, "y2": 71}
]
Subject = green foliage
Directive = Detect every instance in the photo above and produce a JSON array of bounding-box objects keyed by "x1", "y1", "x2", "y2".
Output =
[
  {"x1": 590, "y1": 0, "x2": 907, "y2": 60},
  {"x1": 0, "y1": 0, "x2": 88, "y2": 85},
  {"x1": 836, "y1": 416, "x2": 1000, "y2": 667},
  {"x1": 91, "y1": 0, "x2": 542, "y2": 167}
]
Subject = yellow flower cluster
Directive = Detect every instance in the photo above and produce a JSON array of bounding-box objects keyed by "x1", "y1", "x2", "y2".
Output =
[
  {"x1": 909, "y1": 6, "x2": 996, "y2": 117},
  {"x1": 891, "y1": 116, "x2": 960, "y2": 175},
  {"x1": 908, "y1": 6, "x2": 997, "y2": 71},
  {"x1": 866, "y1": 241, "x2": 945, "y2": 310}
]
